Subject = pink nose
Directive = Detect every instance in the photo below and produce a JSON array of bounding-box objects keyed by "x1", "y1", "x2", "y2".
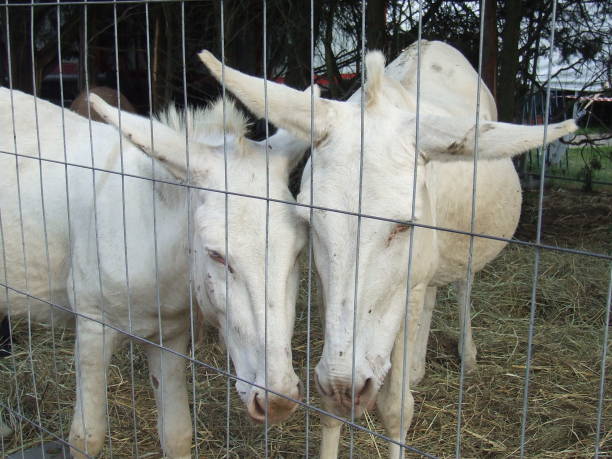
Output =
[
  {"x1": 246, "y1": 382, "x2": 302, "y2": 424},
  {"x1": 315, "y1": 370, "x2": 376, "y2": 412}
]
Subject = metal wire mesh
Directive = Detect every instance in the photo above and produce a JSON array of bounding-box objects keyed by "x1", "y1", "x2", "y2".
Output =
[{"x1": 0, "y1": 1, "x2": 610, "y2": 458}]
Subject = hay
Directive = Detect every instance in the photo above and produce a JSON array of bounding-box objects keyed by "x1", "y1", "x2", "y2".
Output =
[{"x1": 1, "y1": 188, "x2": 610, "y2": 458}]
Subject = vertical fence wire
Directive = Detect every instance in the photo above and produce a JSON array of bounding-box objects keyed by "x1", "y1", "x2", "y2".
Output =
[
  {"x1": 144, "y1": 3, "x2": 160, "y2": 455},
  {"x1": 262, "y1": 0, "x2": 271, "y2": 454},
  {"x1": 20, "y1": 6, "x2": 48, "y2": 455},
  {"x1": 218, "y1": 1, "x2": 233, "y2": 454},
  {"x1": 454, "y1": 1, "x2": 488, "y2": 455},
  {"x1": 80, "y1": 3, "x2": 112, "y2": 459},
  {"x1": 142, "y1": 3, "x2": 159, "y2": 457},
  {"x1": 304, "y1": 0, "x2": 315, "y2": 455},
  {"x1": 0, "y1": 209, "x2": 26, "y2": 455},
  {"x1": 177, "y1": 1, "x2": 200, "y2": 456},
  {"x1": 51, "y1": 5, "x2": 74, "y2": 457},
  {"x1": 142, "y1": 2, "x2": 168, "y2": 453},
  {"x1": 347, "y1": 1, "x2": 368, "y2": 456},
  {"x1": 1, "y1": 9, "x2": 28, "y2": 454},
  {"x1": 594, "y1": 266, "x2": 612, "y2": 457},
  {"x1": 398, "y1": 1, "x2": 423, "y2": 456},
  {"x1": 36, "y1": 2, "x2": 67, "y2": 452},
  {"x1": 519, "y1": 1, "x2": 558, "y2": 456},
  {"x1": 0, "y1": 280, "x2": 8, "y2": 459}
]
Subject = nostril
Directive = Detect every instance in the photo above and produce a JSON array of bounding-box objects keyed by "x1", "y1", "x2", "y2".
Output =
[
  {"x1": 357, "y1": 378, "x2": 374, "y2": 405},
  {"x1": 253, "y1": 393, "x2": 266, "y2": 418},
  {"x1": 360, "y1": 378, "x2": 373, "y2": 396}
]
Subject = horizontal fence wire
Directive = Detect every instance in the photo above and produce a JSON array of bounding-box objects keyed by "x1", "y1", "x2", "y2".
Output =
[{"x1": 0, "y1": 148, "x2": 609, "y2": 262}]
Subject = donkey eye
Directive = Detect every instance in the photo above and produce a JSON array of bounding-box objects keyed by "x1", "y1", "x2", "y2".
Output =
[{"x1": 207, "y1": 249, "x2": 234, "y2": 274}]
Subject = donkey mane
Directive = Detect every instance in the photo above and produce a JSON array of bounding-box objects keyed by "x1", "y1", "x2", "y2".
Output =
[{"x1": 155, "y1": 97, "x2": 250, "y2": 144}]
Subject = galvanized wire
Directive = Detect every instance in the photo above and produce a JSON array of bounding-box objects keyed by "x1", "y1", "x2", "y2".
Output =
[
  {"x1": 594, "y1": 266, "x2": 612, "y2": 457},
  {"x1": 398, "y1": 2, "x2": 423, "y2": 457},
  {"x1": 218, "y1": 1, "x2": 233, "y2": 454},
  {"x1": 348, "y1": 1, "x2": 367, "y2": 456},
  {"x1": 304, "y1": 0, "x2": 315, "y2": 455},
  {"x1": 177, "y1": 2, "x2": 200, "y2": 457},
  {"x1": 0, "y1": 147, "x2": 609, "y2": 262},
  {"x1": 455, "y1": 1, "x2": 488, "y2": 455},
  {"x1": 262, "y1": 0, "x2": 272, "y2": 454},
  {"x1": 519, "y1": 1, "x2": 559, "y2": 456},
  {"x1": 0, "y1": 206, "x2": 27, "y2": 455}
]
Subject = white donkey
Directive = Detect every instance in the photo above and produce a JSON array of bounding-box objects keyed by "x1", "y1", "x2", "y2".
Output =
[
  {"x1": 198, "y1": 40, "x2": 577, "y2": 458},
  {"x1": 0, "y1": 87, "x2": 308, "y2": 458}
]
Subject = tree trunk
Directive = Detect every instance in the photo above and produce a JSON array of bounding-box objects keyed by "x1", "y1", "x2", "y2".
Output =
[
  {"x1": 162, "y1": 3, "x2": 175, "y2": 107},
  {"x1": 323, "y1": 1, "x2": 342, "y2": 99},
  {"x1": 6, "y1": 5, "x2": 34, "y2": 93},
  {"x1": 78, "y1": 8, "x2": 86, "y2": 92},
  {"x1": 152, "y1": 12, "x2": 160, "y2": 109},
  {"x1": 285, "y1": 1, "x2": 319, "y2": 90},
  {"x1": 366, "y1": 0, "x2": 387, "y2": 52},
  {"x1": 225, "y1": 0, "x2": 262, "y2": 76},
  {"x1": 497, "y1": 0, "x2": 522, "y2": 122},
  {"x1": 482, "y1": 0, "x2": 497, "y2": 99}
]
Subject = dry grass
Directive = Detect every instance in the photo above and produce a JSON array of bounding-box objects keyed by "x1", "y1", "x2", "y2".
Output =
[{"x1": 1, "y1": 188, "x2": 610, "y2": 458}]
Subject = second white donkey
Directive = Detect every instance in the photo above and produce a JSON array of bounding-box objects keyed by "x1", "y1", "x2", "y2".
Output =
[{"x1": 198, "y1": 42, "x2": 577, "y2": 458}]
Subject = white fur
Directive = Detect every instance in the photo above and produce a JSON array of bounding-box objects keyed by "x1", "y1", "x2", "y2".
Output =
[
  {"x1": 0, "y1": 88, "x2": 308, "y2": 457},
  {"x1": 199, "y1": 40, "x2": 577, "y2": 458}
]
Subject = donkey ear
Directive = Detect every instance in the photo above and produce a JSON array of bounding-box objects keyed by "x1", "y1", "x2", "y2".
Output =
[
  {"x1": 364, "y1": 50, "x2": 385, "y2": 108},
  {"x1": 90, "y1": 94, "x2": 195, "y2": 179},
  {"x1": 417, "y1": 116, "x2": 577, "y2": 161},
  {"x1": 198, "y1": 50, "x2": 338, "y2": 143}
]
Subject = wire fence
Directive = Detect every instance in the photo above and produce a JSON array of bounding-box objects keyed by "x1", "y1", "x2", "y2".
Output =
[{"x1": 0, "y1": 1, "x2": 610, "y2": 458}]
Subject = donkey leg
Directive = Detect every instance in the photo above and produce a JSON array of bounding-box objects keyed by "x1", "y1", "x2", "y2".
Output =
[
  {"x1": 454, "y1": 277, "x2": 477, "y2": 372},
  {"x1": 377, "y1": 284, "x2": 426, "y2": 459},
  {"x1": 145, "y1": 333, "x2": 192, "y2": 459},
  {"x1": 69, "y1": 318, "x2": 118, "y2": 459},
  {"x1": 319, "y1": 411, "x2": 343, "y2": 459},
  {"x1": 410, "y1": 286, "x2": 436, "y2": 386}
]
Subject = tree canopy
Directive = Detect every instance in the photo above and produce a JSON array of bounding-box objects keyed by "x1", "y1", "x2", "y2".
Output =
[{"x1": 1, "y1": 0, "x2": 609, "y2": 122}]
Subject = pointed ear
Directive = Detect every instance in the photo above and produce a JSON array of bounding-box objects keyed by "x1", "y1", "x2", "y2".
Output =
[
  {"x1": 417, "y1": 116, "x2": 578, "y2": 161},
  {"x1": 90, "y1": 93, "x2": 194, "y2": 179},
  {"x1": 198, "y1": 50, "x2": 336, "y2": 143},
  {"x1": 364, "y1": 50, "x2": 385, "y2": 108}
]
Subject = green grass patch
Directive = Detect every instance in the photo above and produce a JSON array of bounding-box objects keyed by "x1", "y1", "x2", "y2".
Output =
[{"x1": 524, "y1": 143, "x2": 612, "y2": 192}]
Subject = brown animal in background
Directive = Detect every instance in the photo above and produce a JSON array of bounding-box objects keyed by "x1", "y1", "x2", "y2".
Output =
[{"x1": 70, "y1": 86, "x2": 137, "y2": 121}]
